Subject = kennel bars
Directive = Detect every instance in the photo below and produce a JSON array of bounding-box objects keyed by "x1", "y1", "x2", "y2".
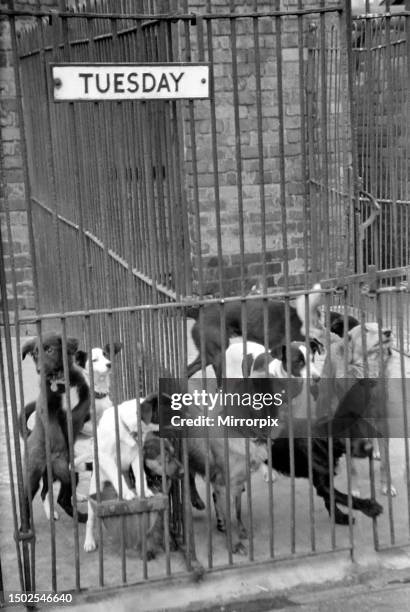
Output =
[{"x1": 0, "y1": 0, "x2": 409, "y2": 600}]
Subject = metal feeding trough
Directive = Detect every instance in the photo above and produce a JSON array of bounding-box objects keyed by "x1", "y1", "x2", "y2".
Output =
[{"x1": 90, "y1": 483, "x2": 169, "y2": 553}]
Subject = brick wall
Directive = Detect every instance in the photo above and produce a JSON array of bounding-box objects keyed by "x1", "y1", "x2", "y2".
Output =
[
  {"x1": 0, "y1": 1, "x2": 63, "y2": 323},
  {"x1": 181, "y1": 0, "x2": 343, "y2": 296}
]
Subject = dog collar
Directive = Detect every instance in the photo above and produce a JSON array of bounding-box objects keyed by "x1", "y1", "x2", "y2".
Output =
[{"x1": 94, "y1": 391, "x2": 108, "y2": 399}]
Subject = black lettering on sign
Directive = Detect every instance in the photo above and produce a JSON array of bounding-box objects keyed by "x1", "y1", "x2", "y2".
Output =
[
  {"x1": 170, "y1": 72, "x2": 184, "y2": 92},
  {"x1": 74, "y1": 69, "x2": 191, "y2": 97},
  {"x1": 157, "y1": 73, "x2": 170, "y2": 92},
  {"x1": 114, "y1": 73, "x2": 125, "y2": 93},
  {"x1": 127, "y1": 73, "x2": 139, "y2": 93},
  {"x1": 96, "y1": 73, "x2": 110, "y2": 93},
  {"x1": 78, "y1": 73, "x2": 93, "y2": 94},
  {"x1": 143, "y1": 73, "x2": 156, "y2": 93}
]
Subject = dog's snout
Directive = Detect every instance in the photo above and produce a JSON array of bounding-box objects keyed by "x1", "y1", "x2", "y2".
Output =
[
  {"x1": 106, "y1": 362, "x2": 112, "y2": 369},
  {"x1": 383, "y1": 330, "x2": 392, "y2": 339}
]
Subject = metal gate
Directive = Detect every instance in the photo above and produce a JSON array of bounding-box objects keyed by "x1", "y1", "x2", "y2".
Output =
[{"x1": 1, "y1": 0, "x2": 409, "y2": 601}]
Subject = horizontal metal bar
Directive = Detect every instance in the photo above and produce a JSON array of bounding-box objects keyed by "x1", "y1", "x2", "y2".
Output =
[
  {"x1": 18, "y1": 20, "x2": 167, "y2": 59},
  {"x1": 355, "y1": 38, "x2": 406, "y2": 52},
  {"x1": 10, "y1": 275, "x2": 408, "y2": 325},
  {"x1": 3, "y1": 6, "x2": 344, "y2": 20},
  {"x1": 353, "y1": 11, "x2": 410, "y2": 19},
  {"x1": 30, "y1": 197, "x2": 177, "y2": 301},
  {"x1": 90, "y1": 495, "x2": 168, "y2": 518},
  {"x1": 321, "y1": 266, "x2": 410, "y2": 288}
]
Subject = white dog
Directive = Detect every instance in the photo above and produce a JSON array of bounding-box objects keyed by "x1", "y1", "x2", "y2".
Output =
[{"x1": 83, "y1": 393, "x2": 160, "y2": 552}]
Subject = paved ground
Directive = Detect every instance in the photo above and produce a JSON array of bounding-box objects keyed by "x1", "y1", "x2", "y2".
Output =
[{"x1": 1, "y1": 329, "x2": 410, "y2": 606}]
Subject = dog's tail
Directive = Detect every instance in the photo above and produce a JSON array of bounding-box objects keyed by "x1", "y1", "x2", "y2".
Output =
[
  {"x1": 18, "y1": 401, "x2": 36, "y2": 438},
  {"x1": 184, "y1": 304, "x2": 201, "y2": 319}
]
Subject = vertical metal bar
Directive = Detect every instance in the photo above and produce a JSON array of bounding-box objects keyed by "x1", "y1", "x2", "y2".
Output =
[
  {"x1": 1, "y1": 14, "x2": 38, "y2": 584},
  {"x1": 396, "y1": 279, "x2": 410, "y2": 535},
  {"x1": 304, "y1": 292, "x2": 316, "y2": 552},
  {"x1": 374, "y1": 278, "x2": 394, "y2": 546},
  {"x1": 297, "y1": 1, "x2": 310, "y2": 284},
  {"x1": 274, "y1": 0, "x2": 295, "y2": 553},
  {"x1": 324, "y1": 291, "x2": 336, "y2": 550},
  {"x1": 205, "y1": 3, "x2": 224, "y2": 298},
  {"x1": 35, "y1": 319, "x2": 58, "y2": 591},
  {"x1": 345, "y1": 0, "x2": 361, "y2": 272},
  {"x1": 84, "y1": 7, "x2": 105, "y2": 583},
  {"x1": 229, "y1": 3, "x2": 245, "y2": 297},
  {"x1": 0, "y1": 320, "x2": 26, "y2": 591},
  {"x1": 319, "y1": 0, "x2": 330, "y2": 277}
]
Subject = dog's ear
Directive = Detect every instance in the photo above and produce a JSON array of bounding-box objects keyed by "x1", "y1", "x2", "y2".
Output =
[
  {"x1": 251, "y1": 352, "x2": 273, "y2": 376},
  {"x1": 140, "y1": 392, "x2": 165, "y2": 425},
  {"x1": 75, "y1": 350, "x2": 88, "y2": 369},
  {"x1": 22, "y1": 338, "x2": 36, "y2": 360},
  {"x1": 270, "y1": 345, "x2": 283, "y2": 359},
  {"x1": 345, "y1": 330, "x2": 355, "y2": 363},
  {"x1": 67, "y1": 337, "x2": 79, "y2": 355},
  {"x1": 310, "y1": 339, "x2": 325, "y2": 355},
  {"x1": 330, "y1": 317, "x2": 344, "y2": 338},
  {"x1": 242, "y1": 354, "x2": 255, "y2": 377},
  {"x1": 103, "y1": 342, "x2": 123, "y2": 356}
]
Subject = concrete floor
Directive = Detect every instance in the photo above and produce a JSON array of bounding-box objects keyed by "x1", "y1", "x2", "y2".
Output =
[{"x1": 1, "y1": 330, "x2": 410, "y2": 600}]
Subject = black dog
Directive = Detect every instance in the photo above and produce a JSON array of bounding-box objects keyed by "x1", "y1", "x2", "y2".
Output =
[
  {"x1": 265, "y1": 379, "x2": 383, "y2": 525},
  {"x1": 21, "y1": 332, "x2": 90, "y2": 523},
  {"x1": 186, "y1": 287, "x2": 323, "y2": 385}
]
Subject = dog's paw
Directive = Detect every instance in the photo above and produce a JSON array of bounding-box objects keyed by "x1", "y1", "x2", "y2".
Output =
[
  {"x1": 43, "y1": 505, "x2": 59, "y2": 521},
  {"x1": 192, "y1": 496, "x2": 206, "y2": 511},
  {"x1": 123, "y1": 489, "x2": 136, "y2": 501},
  {"x1": 350, "y1": 488, "x2": 361, "y2": 498},
  {"x1": 372, "y1": 449, "x2": 381, "y2": 461},
  {"x1": 361, "y1": 499, "x2": 383, "y2": 518},
  {"x1": 75, "y1": 493, "x2": 88, "y2": 503},
  {"x1": 381, "y1": 483, "x2": 397, "y2": 497},
  {"x1": 84, "y1": 539, "x2": 97, "y2": 553},
  {"x1": 43, "y1": 498, "x2": 59, "y2": 521},
  {"x1": 262, "y1": 465, "x2": 277, "y2": 483},
  {"x1": 232, "y1": 541, "x2": 247, "y2": 555},
  {"x1": 335, "y1": 511, "x2": 352, "y2": 525},
  {"x1": 217, "y1": 520, "x2": 226, "y2": 533},
  {"x1": 144, "y1": 488, "x2": 155, "y2": 498},
  {"x1": 146, "y1": 548, "x2": 157, "y2": 561}
]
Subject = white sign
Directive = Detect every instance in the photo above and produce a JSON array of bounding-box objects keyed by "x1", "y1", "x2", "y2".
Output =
[{"x1": 52, "y1": 63, "x2": 210, "y2": 101}]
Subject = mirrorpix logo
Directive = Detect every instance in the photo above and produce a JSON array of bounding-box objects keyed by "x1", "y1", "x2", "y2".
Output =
[{"x1": 163, "y1": 388, "x2": 284, "y2": 435}]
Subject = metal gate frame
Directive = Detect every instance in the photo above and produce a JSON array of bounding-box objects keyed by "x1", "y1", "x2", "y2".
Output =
[{"x1": 1, "y1": 0, "x2": 410, "y2": 600}]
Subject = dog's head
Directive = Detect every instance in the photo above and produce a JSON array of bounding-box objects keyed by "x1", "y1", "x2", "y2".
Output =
[
  {"x1": 347, "y1": 323, "x2": 392, "y2": 370},
  {"x1": 139, "y1": 391, "x2": 173, "y2": 426},
  {"x1": 22, "y1": 333, "x2": 79, "y2": 382},
  {"x1": 75, "y1": 342, "x2": 122, "y2": 394},
  {"x1": 143, "y1": 431, "x2": 184, "y2": 485},
  {"x1": 262, "y1": 341, "x2": 322, "y2": 381},
  {"x1": 329, "y1": 313, "x2": 360, "y2": 338}
]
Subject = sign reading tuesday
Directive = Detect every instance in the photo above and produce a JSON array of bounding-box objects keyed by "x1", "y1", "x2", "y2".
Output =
[{"x1": 52, "y1": 63, "x2": 210, "y2": 101}]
